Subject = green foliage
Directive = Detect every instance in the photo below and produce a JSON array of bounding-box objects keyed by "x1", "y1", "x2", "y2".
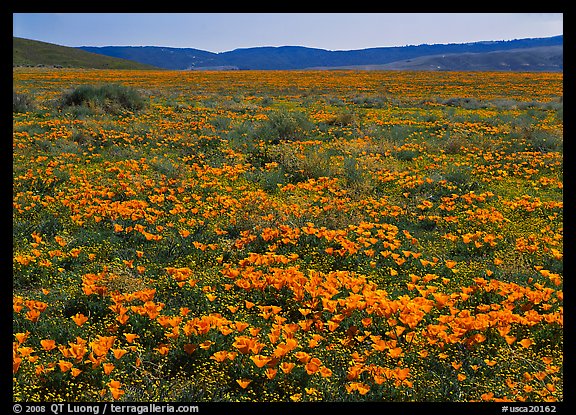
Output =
[
  {"x1": 394, "y1": 149, "x2": 419, "y2": 161},
  {"x1": 13, "y1": 92, "x2": 36, "y2": 113},
  {"x1": 259, "y1": 108, "x2": 313, "y2": 143},
  {"x1": 525, "y1": 129, "x2": 563, "y2": 153},
  {"x1": 351, "y1": 95, "x2": 388, "y2": 108},
  {"x1": 326, "y1": 110, "x2": 357, "y2": 127},
  {"x1": 59, "y1": 84, "x2": 146, "y2": 115},
  {"x1": 444, "y1": 165, "x2": 477, "y2": 190}
]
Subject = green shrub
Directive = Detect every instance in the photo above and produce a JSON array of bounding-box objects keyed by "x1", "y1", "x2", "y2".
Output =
[
  {"x1": 443, "y1": 134, "x2": 467, "y2": 155},
  {"x1": 382, "y1": 124, "x2": 417, "y2": 145},
  {"x1": 442, "y1": 97, "x2": 483, "y2": 109},
  {"x1": 260, "y1": 108, "x2": 313, "y2": 143},
  {"x1": 266, "y1": 143, "x2": 337, "y2": 183},
  {"x1": 59, "y1": 83, "x2": 146, "y2": 114},
  {"x1": 444, "y1": 165, "x2": 478, "y2": 191},
  {"x1": 526, "y1": 129, "x2": 563, "y2": 153},
  {"x1": 351, "y1": 95, "x2": 388, "y2": 108},
  {"x1": 394, "y1": 149, "x2": 419, "y2": 161},
  {"x1": 13, "y1": 92, "x2": 36, "y2": 113},
  {"x1": 325, "y1": 110, "x2": 357, "y2": 127},
  {"x1": 149, "y1": 156, "x2": 184, "y2": 179}
]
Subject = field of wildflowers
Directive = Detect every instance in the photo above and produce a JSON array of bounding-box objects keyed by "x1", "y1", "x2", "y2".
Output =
[{"x1": 13, "y1": 68, "x2": 562, "y2": 403}]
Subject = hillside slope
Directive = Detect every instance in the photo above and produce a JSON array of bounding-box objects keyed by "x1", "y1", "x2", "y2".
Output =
[{"x1": 13, "y1": 37, "x2": 161, "y2": 69}]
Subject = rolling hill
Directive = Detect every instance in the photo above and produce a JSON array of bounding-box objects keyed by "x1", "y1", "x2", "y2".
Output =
[
  {"x1": 78, "y1": 35, "x2": 563, "y2": 71},
  {"x1": 13, "y1": 37, "x2": 161, "y2": 70},
  {"x1": 309, "y1": 46, "x2": 563, "y2": 72}
]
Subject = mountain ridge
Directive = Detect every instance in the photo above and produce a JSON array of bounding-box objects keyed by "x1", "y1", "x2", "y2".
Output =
[
  {"x1": 13, "y1": 35, "x2": 563, "y2": 71},
  {"x1": 306, "y1": 46, "x2": 563, "y2": 72},
  {"x1": 78, "y1": 35, "x2": 563, "y2": 71}
]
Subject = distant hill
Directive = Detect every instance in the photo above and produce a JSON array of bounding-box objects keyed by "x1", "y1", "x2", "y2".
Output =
[
  {"x1": 78, "y1": 35, "x2": 563, "y2": 71},
  {"x1": 76, "y1": 45, "x2": 218, "y2": 70},
  {"x1": 13, "y1": 37, "x2": 161, "y2": 70},
  {"x1": 310, "y1": 46, "x2": 563, "y2": 72}
]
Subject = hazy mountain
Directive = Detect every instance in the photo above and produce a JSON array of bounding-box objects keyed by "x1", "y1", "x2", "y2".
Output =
[
  {"x1": 13, "y1": 37, "x2": 161, "y2": 70},
  {"x1": 77, "y1": 35, "x2": 563, "y2": 71},
  {"x1": 308, "y1": 46, "x2": 563, "y2": 72},
  {"x1": 77, "y1": 45, "x2": 218, "y2": 70}
]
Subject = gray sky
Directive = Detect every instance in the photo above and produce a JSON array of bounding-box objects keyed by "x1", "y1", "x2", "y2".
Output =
[{"x1": 13, "y1": 13, "x2": 563, "y2": 52}]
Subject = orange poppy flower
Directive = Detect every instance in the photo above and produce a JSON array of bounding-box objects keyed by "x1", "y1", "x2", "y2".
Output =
[
  {"x1": 13, "y1": 356, "x2": 22, "y2": 374},
  {"x1": 519, "y1": 338, "x2": 534, "y2": 348},
  {"x1": 124, "y1": 333, "x2": 139, "y2": 343},
  {"x1": 294, "y1": 351, "x2": 311, "y2": 364},
  {"x1": 102, "y1": 363, "x2": 115, "y2": 375},
  {"x1": 236, "y1": 378, "x2": 252, "y2": 389},
  {"x1": 116, "y1": 314, "x2": 129, "y2": 325},
  {"x1": 210, "y1": 351, "x2": 229, "y2": 362},
  {"x1": 199, "y1": 340, "x2": 213, "y2": 350},
  {"x1": 356, "y1": 383, "x2": 370, "y2": 395},
  {"x1": 108, "y1": 380, "x2": 124, "y2": 400},
  {"x1": 25, "y1": 309, "x2": 41, "y2": 322},
  {"x1": 394, "y1": 367, "x2": 410, "y2": 381},
  {"x1": 183, "y1": 343, "x2": 197, "y2": 354},
  {"x1": 265, "y1": 368, "x2": 277, "y2": 380},
  {"x1": 305, "y1": 357, "x2": 322, "y2": 375},
  {"x1": 15, "y1": 332, "x2": 29, "y2": 344},
  {"x1": 280, "y1": 362, "x2": 295, "y2": 374},
  {"x1": 234, "y1": 321, "x2": 249, "y2": 332},
  {"x1": 319, "y1": 366, "x2": 333, "y2": 378},
  {"x1": 481, "y1": 392, "x2": 494, "y2": 401},
  {"x1": 112, "y1": 348, "x2": 128, "y2": 359},
  {"x1": 388, "y1": 347, "x2": 403, "y2": 359},
  {"x1": 327, "y1": 320, "x2": 340, "y2": 332},
  {"x1": 155, "y1": 344, "x2": 170, "y2": 355},
  {"x1": 445, "y1": 260, "x2": 457, "y2": 269},
  {"x1": 504, "y1": 335, "x2": 517, "y2": 345},
  {"x1": 451, "y1": 361, "x2": 463, "y2": 370},
  {"x1": 58, "y1": 360, "x2": 73, "y2": 373},
  {"x1": 71, "y1": 313, "x2": 89, "y2": 326},
  {"x1": 41, "y1": 339, "x2": 56, "y2": 351},
  {"x1": 250, "y1": 354, "x2": 271, "y2": 368}
]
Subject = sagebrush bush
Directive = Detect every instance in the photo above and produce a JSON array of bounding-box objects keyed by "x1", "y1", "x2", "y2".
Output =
[
  {"x1": 394, "y1": 149, "x2": 419, "y2": 161},
  {"x1": 13, "y1": 92, "x2": 36, "y2": 113},
  {"x1": 326, "y1": 110, "x2": 357, "y2": 127},
  {"x1": 526, "y1": 129, "x2": 563, "y2": 153},
  {"x1": 259, "y1": 108, "x2": 313, "y2": 143},
  {"x1": 59, "y1": 83, "x2": 146, "y2": 114},
  {"x1": 444, "y1": 165, "x2": 478, "y2": 191}
]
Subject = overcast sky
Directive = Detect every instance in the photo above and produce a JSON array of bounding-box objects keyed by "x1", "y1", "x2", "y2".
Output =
[{"x1": 13, "y1": 13, "x2": 563, "y2": 52}]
